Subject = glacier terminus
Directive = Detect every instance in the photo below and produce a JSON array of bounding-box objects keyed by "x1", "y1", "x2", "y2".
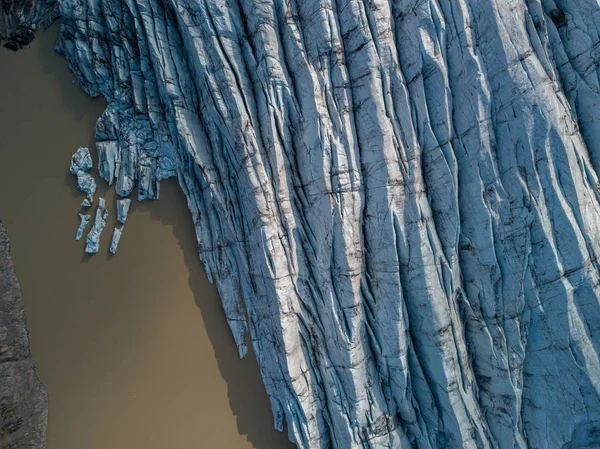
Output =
[{"x1": 3, "y1": 0, "x2": 600, "y2": 448}]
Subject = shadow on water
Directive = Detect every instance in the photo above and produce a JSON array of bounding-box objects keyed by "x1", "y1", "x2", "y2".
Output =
[
  {"x1": 37, "y1": 20, "x2": 294, "y2": 449},
  {"x1": 136, "y1": 187, "x2": 294, "y2": 449}
]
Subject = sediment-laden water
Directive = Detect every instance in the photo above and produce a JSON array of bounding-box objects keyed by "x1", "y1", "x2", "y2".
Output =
[{"x1": 0, "y1": 24, "x2": 292, "y2": 449}]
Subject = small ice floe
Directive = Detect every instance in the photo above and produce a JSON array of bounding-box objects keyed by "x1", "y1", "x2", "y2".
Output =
[
  {"x1": 85, "y1": 198, "x2": 107, "y2": 254},
  {"x1": 70, "y1": 147, "x2": 96, "y2": 205},
  {"x1": 75, "y1": 213, "x2": 91, "y2": 241},
  {"x1": 109, "y1": 226, "x2": 124, "y2": 254}
]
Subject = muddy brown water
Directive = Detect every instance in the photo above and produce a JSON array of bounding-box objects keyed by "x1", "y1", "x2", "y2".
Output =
[{"x1": 0, "y1": 23, "x2": 293, "y2": 449}]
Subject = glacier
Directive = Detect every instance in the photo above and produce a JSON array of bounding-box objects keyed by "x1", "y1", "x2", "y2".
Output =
[{"x1": 4, "y1": 0, "x2": 600, "y2": 447}]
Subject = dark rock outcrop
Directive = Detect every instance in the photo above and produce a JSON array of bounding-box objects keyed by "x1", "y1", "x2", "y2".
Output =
[
  {"x1": 0, "y1": 219, "x2": 47, "y2": 448},
  {"x1": 0, "y1": 0, "x2": 55, "y2": 50}
]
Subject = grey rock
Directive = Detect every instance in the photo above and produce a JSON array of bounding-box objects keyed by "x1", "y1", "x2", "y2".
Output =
[
  {"x1": 84, "y1": 197, "x2": 107, "y2": 254},
  {"x1": 109, "y1": 226, "x2": 123, "y2": 254},
  {"x1": 0, "y1": 0, "x2": 54, "y2": 50},
  {"x1": 0, "y1": 219, "x2": 48, "y2": 448},
  {"x1": 116, "y1": 199, "x2": 131, "y2": 224},
  {"x1": 75, "y1": 213, "x2": 90, "y2": 241}
]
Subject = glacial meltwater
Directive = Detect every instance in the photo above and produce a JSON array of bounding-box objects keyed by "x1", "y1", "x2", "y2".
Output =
[{"x1": 0, "y1": 23, "x2": 292, "y2": 449}]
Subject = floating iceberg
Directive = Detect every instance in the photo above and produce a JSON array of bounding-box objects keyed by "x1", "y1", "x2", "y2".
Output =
[
  {"x1": 85, "y1": 197, "x2": 107, "y2": 254},
  {"x1": 75, "y1": 213, "x2": 91, "y2": 241},
  {"x1": 69, "y1": 147, "x2": 96, "y2": 205},
  {"x1": 109, "y1": 226, "x2": 123, "y2": 254}
]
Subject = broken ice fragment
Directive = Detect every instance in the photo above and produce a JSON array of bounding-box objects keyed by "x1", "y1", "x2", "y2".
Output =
[
  {"x1": 69, "y1": 147, "x2": 93, "y2": 174},
  {"x1": 75, "y1": 214, "x2": 91, "y2": 241},
  {"x1": 81, "y1": 198, "x2": 91, "y2": 208},
  {"x1": 76, "y1": 172, "x2": 96, "y2": 204},
  {"x1": 116, "y1": 199, "x2": 131, "y2": 224},
  {"x1": 85, "y1": 198, "x2": 107, "y2": 254},
  {"x1": 70, "y1": 147, "x2": 96, "y2": 204},
  {"x1": 109, "y1": 226, "x2": 123, "y2": 254}
]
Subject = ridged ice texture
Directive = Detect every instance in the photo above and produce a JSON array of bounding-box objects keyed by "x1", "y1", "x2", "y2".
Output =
[{"x1": 50, "y1": 0, "x2": 600, "y2": 447}]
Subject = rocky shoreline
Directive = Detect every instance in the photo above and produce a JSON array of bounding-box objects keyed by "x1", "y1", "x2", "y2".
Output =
[
  {"x1": 0, "y1": 219, "x2": 47, "y2": 448},
  {"x1": 0, "y1": 0, "x2": 55, "y2": 51}
]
